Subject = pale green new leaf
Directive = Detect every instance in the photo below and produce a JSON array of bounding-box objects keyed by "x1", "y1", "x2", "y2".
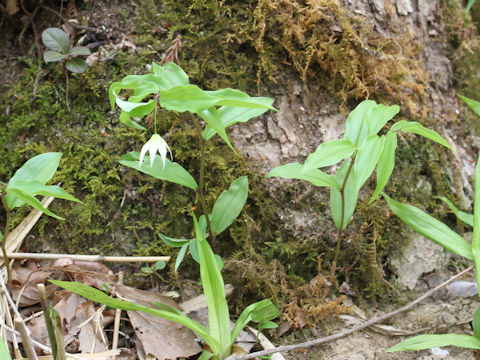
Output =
[
  {"x1": 369, "y1": 131, "x2": 397, "y2": 204},
  {"x1": 5, "y1": 188, "x2": 63, "y2": 220},
  {"x1": 114, "y1": 94, "x2": 155, "y2": 116},
  {"x1": 175, "y1": 243, "x2": 189, "y2": 272},
  {"x1": 302, "y1": 139, "x2": 357, "y2": 172},
  {"x1": 266, "y1": 163, "x2": 339, "y2": 189},
  {"x1": 383, "y1": 193, "x2": 473, "y2": 260},
  {"x1": 473, "y1": 156, "x2": 480, "y2": 290},
  {"x1": 160, "y1": 85, "x2": 219, "y2": 113},
  {"x1": 390, "y1": 121, "x2": 452, "y2": 150},
  {"x1": 7, "y1": 180, "x2": 83, "y2": 204},
  {"x1": 120, "y1": 152, "x2": 198, "y2": 190},
  {"x1": 198, "y1": 108, "x2": 236, "y2": 153},
  {"x1": 353, "y1": 134, "x2": 384, "y2": 192},
  {"x1": 0, "y1": 335, "x2": 11, "y2": 360},
  {"x1": 204, "y1": 103, "x2": 274, "y2": 140},
  {"x1": 42, "y1": 28, "x2": 70, "y2": 53},
  {"x1": 44, "y1": 51, "x2": 68, "y2": 62},
  {"x1": 331, "y1": 159, "x2": 358, "y2": 230},
  {"x1": 459, "y1": 95, "x2": 480, "y2": 117},
  {"x1": 387, "y1": 334, "x2": 480, "y2": 352},
  {"x1": 151, "y1": 62, "x2": 189, "y2": 87},
  {"x1": 6, "y1": 152, "x2": 62, "y2": 209},
  {"x1": 344, "y1": 100, "x2": 377, "y2": 146},
  {"x1": 210, "y1": 176, "x2": 249, "y2": 236},
  {"x1": 66, "y1": 58, "x2": 88, "y2": 73},
  {"x1": 435, "y1": 196, "x2": 473, "y2": 226},
  {"x1": 466, "y1": 0, "x2": 476, "y2": 12},
  {"x1": 194, "y1": 216, "x2": 230, "y2": 358},
  {"x1": 50, "y1": 279, "x2": 218, "y2": 349},
  {"x1": 205, "y1": 89, "x2": 276, "y2": 110},
  {"x1": 366, "y1": 103, "x2": 399, "y2": 136}
]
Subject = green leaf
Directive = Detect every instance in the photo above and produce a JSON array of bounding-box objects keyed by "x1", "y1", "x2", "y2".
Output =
[
  {"x1": 151, "y1": 62, "x2": 189, "y2": 87},
  {"x1": 205, "y1": 89, "x2": 276, "y2": 110},
  {"x1": 466, "y1": 0, "x2": 476, "y2": 12},
  {"x1": 198, "y1": 350, "x2": 215, "y2": 360},
  {"x1": 369, "y1": 131, "x2": 397, "y2": 204},
  {"x1": 44, "y1": 51, "x2": 68, "y2": 62},
  {"x1": 66, "y1": 58, "x2": 88, "y2": 73},
  {"x1": 198, "y1": 108, "x2": 236, "y2": 153},
  {"x1": 160, "y1": 85, "x2": 219, "y2": 113},
  {"x1": 473, "y1": 306, "x2": 480, "y2": 338},
  {"x1": 68, "y1": 46, "x2": 91, "y2": 56},
  {"x1": 114, "y1": 94, "x2": 155, "y2": 116},
  {"x1": 119, "y1": 152, "x2": 198, "y2": 190},
  {"x1": 7, "y1": 179, "x2": 84, "y2": 204},
  {"x1": 383, "y1": 193, "x2": 473, "y2": 260},
  {"x1": 189, "y1": 239, "x2": 200, "y2": 263},
  {"x1": 0, "y1": 334, "x2": 11, "y2": 360},
  {"x1": 204, "y1": 104, "x2": 274, "y2": 140},
  {"x1": 353, "y1": 134, "x2": 384, "y2": 192},
  {"x1": 159, "y1": 233, "x2": 190, "y2": 247},
  {"x1": 330, "y1": 159, "x2": 357, "y2": 230},
  {"x1": 50, "y1": 279, "x2": 218, "y2": 350},
  {"x1": 459, "y1": 94, "x2": 480, "y2": 117},
  {"x1": 5, "y1": 188, "x2": 64, "y2": 220},
  {"x1": 42, "y1": 28, "x2": 70, "y2": 53},
  {"x1": 210, "y1": 176, "x2": 248, "y2": 236},
  {"x1": 266, "y1": 163, "x2": 339, "y2": 189},
  {"x1": 119, "y1": 111, "x2": 147, "y2": 130},
  {"x1": 387, "y1": 334, "x2": 480, "y2": 352},
  {"x1": 344, "y1": 100, "x2": 377, "y2": 146},
  {"x1": 473, "y1": 156, "x2": 480, "y2": 291},
  {"x1": 390, "y1": 120, "x2": 452, "y2": 150},
  {"x1": 435, "y1": 196, "x2": 473, "y2": 227},
  {"x1": 193, "y1": 216, "x2": 231, "y2": 358},
  {"x1": 175, "y1": 243, "x2": 189, "y2": 272},
  {"x1": 302, "y1": 139, "x2": 357, "y2": 172},
  {"x1": 366, "y1": 103, "x2": 399, "y2": 136},
  {"x1": 6, "y1": 152, "x2": 62, "y2": 209}
]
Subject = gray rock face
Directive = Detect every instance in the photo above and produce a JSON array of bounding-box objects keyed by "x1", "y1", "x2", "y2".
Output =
[{"x1": 389, "y1": 231, "x2": 450, "y2": 290}]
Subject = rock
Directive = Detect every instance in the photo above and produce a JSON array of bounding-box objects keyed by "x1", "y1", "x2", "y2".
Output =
[
  {"x1": 396, "y1": 0, "x2": 413, "y2": 15},
  {"x1": 389, "y1": 231, "x2": 450, "y2": 290},
  {"x1": 447, "y1": 281, "x2": 478, "y2": 300}
]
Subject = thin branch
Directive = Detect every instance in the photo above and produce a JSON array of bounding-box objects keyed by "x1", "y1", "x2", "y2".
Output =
[
  {"x1": 14, "y1": 317, "x2": 38, "y2": 360},
  {"x1": 6, "y1": 253, "x2": 170, "y2": 262},
  {"x1": 227, "y1": 265, "x2": 474, "y2": 360},
  {"x1": 40, "y1": 4, "x2": 104, "y2": 34},
  {"x1": 112, "y1": 272, "x2": 124, "y2": 360}
]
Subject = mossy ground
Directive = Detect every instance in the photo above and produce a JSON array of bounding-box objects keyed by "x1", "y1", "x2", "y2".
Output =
[{"x1": 0, "y1": 0, "x2": 474, "y2": 327}]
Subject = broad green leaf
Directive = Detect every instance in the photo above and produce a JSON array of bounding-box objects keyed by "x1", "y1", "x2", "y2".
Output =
[
  {"x1": 193, "y1": 216, "x2": 230, "y2": 358},
  {"x1": 189, "y1": 239, "x2": 200, "y2": 263},
  {"x1": 160, "y1": 85, "x2": 219, "y2": 113},
  {"x1": 6, "y1": 152, "x2": 62, "y2": 209},
  {"x1": 390, "y1": 121, "x2": 452, "y2": 150},
  {"x1": 120, "y1": 152, "x2": 198, "y2": 190},
  {"x1": 266, "y1": 163, "x2": 339, "y2": 189},
  {"x1": 198, "y1": 108, "x2": 236, "y2": 153},
  {"x1": 387, "y1": 334, "x2": 480, "y2": 352},
  {"x1": 175, "y1": 243, "x2": 189, "y2": 272},
  {"x1": 302, "y1": 139, "x2": 357, "y2": 172},
  {"x1": 8, "y1": 179, "x2": 83, "y2": 204},
  {"x1": 435, "y1": 196, "x2": 473, "y2": 226},
  {"x1": 473, "y1": 156, "x2": 480, "y2": 290},
  {"x1": 205, "y1": 89, "x2": 276, "y2": 110},
  {"x1": 66, "y1": 58, "x2": 88, "y2": 73},
  {"x1": 154, "y1": 261, "x2": 166, "y2": 271},
  {"x1": 344, "y1": 100, "x2": 377, "y2": 146},
  {"x1": 459, "y1": 95, "x2": 480, "y2": 117},
  {"x1": 366, "y1": 104, "x2": 399, "y2": 136},
  {"x1": 5, "y1": 188, "x2": 63, "y2": 220},
  {"x1": 119, "y1": 111, "x2": 147, "y2": 130},
  {"x1": 353, "y1": 134, "x2": 384, "y2": 192},
  {"x1": 331, "y1": 159, "x2": 358, "y2": 230},
  {"x1": 474, "y1": 306, "x2": 480, "y2": 338},
  {"x1": 69, "y1": 46, "x2": 91, "y2": 56},
  {"x1": 50, "y1": 279, "x2": 218, "y2": 350},
  {"x1": 114, "y1": 94, "x2": 155, "y2": 116},
  {"x1": 44, "y1": 51, "x2": 68, "y2": 62},
  {"x1": 42, "y1": 28, "x2": 70, "y2": 53},
  {"x1": 159, "y1": 233, "x2": 190, "y2": 247},
  {"x1": 152, "y1": 62, "x2": 189, "y2": 87},
  {"x1": 204, "y1": 104, "x2": 274, "y2": 140},
  {"x1": 0, "y1": 335, "x2": 11, "y2": 360},
  {"x1": 369, "y1": 131, "x2": 397, "y2": 204},
  {"x1": 258, "y1": 320, "x2": 278, "y2": 330},
  {"x1": 198, "y1": 350, "x2": 214, "y2": 360},
  {"x1": 210, "y1": 176, "x2": 248, "y2": 236},
  {"x1": 383, "y1": 193, "x2": 473, "y2": 260}
]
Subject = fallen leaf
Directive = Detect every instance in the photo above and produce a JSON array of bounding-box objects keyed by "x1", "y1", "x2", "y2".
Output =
[{"x1": 6, "y1": 0, "x2": 19, "y2": 15}]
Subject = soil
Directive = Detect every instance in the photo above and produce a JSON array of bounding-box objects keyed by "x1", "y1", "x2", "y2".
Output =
[{"x1": 1, "y1": 0, "x2": 480, "y2": 359}]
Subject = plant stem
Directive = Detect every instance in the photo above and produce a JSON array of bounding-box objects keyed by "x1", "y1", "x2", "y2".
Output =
[
  {"x1": 330, "y1": 154, "x2": 356, "y2": 280},
  {"x1": 63, "y1": 62, "x2": 70, "y2": 111},
  {"x1": 191, "y1": 115, "x2": 214, "y2": 243},
  {"x1": 0, "y1": 193, "x2": 13, "y2": 290}
]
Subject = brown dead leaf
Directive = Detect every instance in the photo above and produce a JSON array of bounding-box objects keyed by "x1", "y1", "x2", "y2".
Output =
[
  {"x1": 50, "y1": 258, "x2": 115, "y2": 290},
  {"x1": 86, "y1": 52, "x2": 100, "y2": 67},
  {"x1": 116, "y1": 285, "x2": 202, "y2": 360},
  {"x1": 12, "y1": 260, "x2": 54, "y2": 307},
  {"x1": 6, "y1": 0, "x2": 19, "y2": 15}
]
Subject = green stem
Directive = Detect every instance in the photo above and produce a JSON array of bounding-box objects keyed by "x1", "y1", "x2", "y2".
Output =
[
  {"x1": 63, "y1": 62, "x2": 70, "y2": 111},
  {"x1": 191, "y1": 115, "x2": 214, "y2": 243},
  {"x1": 0, "y1": 193, "x2": 12, "y2": 290},
  {"x1": 330, "y1": 153, "x2": 356, "y2": 280}
]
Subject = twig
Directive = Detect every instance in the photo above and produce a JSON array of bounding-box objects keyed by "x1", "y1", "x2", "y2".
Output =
[
  {"x1": 0, "y1": 269, "x2": 23, "y2": 323},
  {"x1": 112, "y1": 272, "x2": 124, "y2": 360},
  {"x1": 40, "y1": 4, "x2": 104, "y2": 34},
  {"x1": 14, "y1": 317, "x2": 38, "y2": 360},
  {"x1": 226, "y1": 265, "x2": 474, "y2": 360},
  {"x1": 6, "y1": 253, "x2": 170, "y2": 262}
]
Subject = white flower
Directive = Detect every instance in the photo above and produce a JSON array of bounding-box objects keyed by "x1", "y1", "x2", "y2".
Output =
[{"x1": 138, "y1": 133, "x2": 172, "y2": 169}]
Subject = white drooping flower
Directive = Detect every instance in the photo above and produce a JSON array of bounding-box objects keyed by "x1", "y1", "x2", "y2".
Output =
[{"x1": 138, "y1": 133, "x2": 172, "y2": 169}]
